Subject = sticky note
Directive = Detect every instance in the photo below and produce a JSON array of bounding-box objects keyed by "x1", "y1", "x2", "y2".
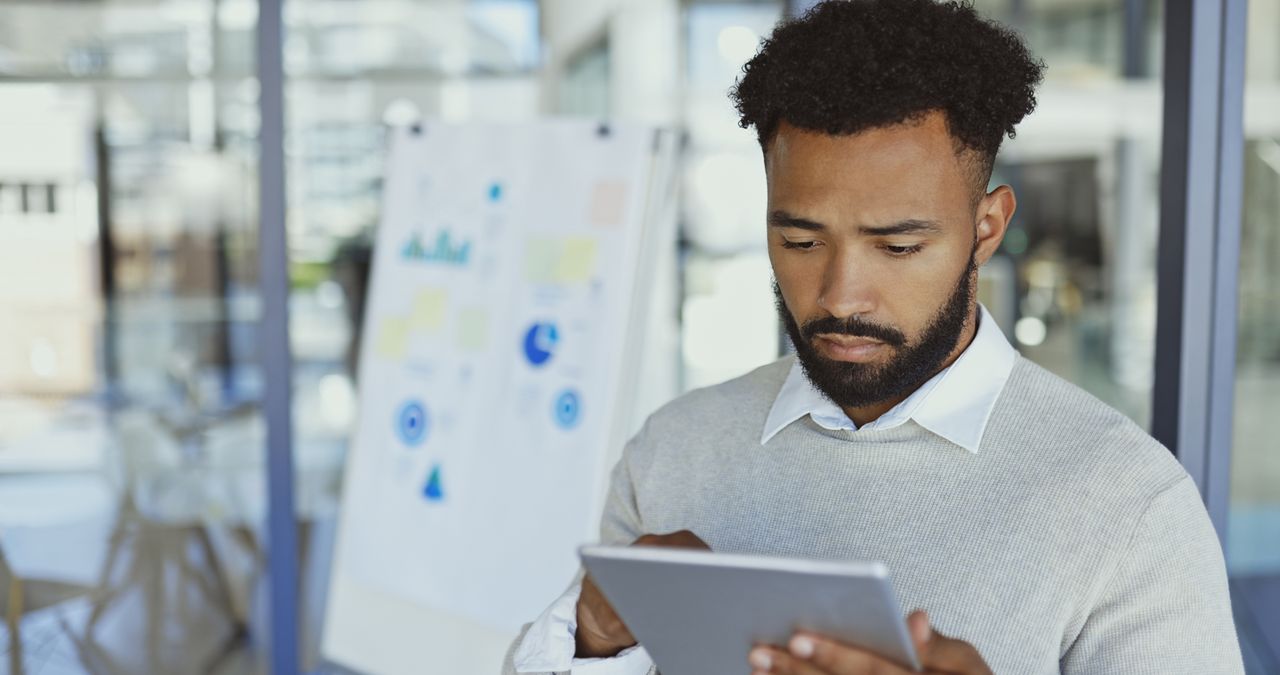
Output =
[
  {"x1": 410, "y1": 289, "x2": 448, "y2": 332},
  {"x1": 555, "y1": 237, "x2": 598, "y2": 283},
  {"x1": 375, "y1": 317, "x2": 411, "y2": 359}
]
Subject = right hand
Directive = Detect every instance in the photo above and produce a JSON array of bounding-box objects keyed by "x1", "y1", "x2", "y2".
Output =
[{"x1": 575, "y1": 529, "x2": 711, "y2": 658}]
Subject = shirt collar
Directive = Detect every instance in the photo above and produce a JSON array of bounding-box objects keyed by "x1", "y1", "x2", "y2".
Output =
[{"x1": 760, "y1": 304, "x2": 1017, "y2": 453}]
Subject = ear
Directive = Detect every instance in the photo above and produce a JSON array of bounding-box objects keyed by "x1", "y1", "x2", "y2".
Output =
[{"x1": 974, "y1": 185, "x2": 1016, "y2": 267}]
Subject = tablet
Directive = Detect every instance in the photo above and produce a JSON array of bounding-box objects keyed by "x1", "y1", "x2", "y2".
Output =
[{"x1": 579, "y1": 546, "x2": 920, "y2": 675}]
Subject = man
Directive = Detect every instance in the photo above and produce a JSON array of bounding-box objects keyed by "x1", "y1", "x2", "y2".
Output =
[{"x1": 505, "y1": 0, "x2": 1244, "y2": 673}]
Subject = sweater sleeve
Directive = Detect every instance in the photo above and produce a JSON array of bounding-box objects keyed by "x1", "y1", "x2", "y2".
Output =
[
  {"x1": 500, "y1": 424, "x2": 657, "y2": 675},
  {"x1": 596, "y1": 422, "x2": 649, "y2": 547},
  {"x1": 1060, "y1": 476, "x2": 1244, "y2": 674}
]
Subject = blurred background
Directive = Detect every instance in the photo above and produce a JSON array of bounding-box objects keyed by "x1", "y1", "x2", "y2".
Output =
[{"x1": 0, "y1": 0, "x2": 1276, "y2": 672}]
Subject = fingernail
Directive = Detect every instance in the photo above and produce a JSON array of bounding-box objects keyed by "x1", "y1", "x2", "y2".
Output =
[
  {"x1": 749, "y1": 648, "x2": 772, "y2": 670},
  {"x1": 912, "y1": 611, "x2": 933, "y2": 643},
  {"x1": 790, "y1": 635, "x2": 815, "y2": 658}
]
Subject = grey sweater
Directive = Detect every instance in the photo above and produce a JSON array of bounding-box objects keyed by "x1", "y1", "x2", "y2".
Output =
[{"x1": 505, "y1": 355, "x2": 1243, "y2": 674}]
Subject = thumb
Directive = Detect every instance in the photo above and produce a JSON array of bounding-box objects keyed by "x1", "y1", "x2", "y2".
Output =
[{"x1": 908, "y1": 610, "x2": 991, "y2": 674}]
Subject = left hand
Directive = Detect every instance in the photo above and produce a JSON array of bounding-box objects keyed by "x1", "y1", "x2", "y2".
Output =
[{"x1": 747, "y1": 610, "x2": 992, "y2": 675}]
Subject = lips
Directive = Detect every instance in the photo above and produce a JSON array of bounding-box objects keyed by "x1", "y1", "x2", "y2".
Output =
[
  {"x1": 816, "y1": 334, "x2": 884, "y2": 348},
  {"x1": 813, "y1": 334, "x2": 888, "y2": 363}
]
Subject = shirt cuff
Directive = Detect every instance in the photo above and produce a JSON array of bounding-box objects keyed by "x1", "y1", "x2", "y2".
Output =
[{"x1": 512, "y1": 581, "x2": 653, "y2": 674}]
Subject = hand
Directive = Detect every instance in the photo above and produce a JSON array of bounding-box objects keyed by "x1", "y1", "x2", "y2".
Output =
[
  {"x1": 575, "y1": 529, "x2": 711, "y2": 658},
  {"x1": 747, "y1": 610, "x2": 992, "y2": 675}
]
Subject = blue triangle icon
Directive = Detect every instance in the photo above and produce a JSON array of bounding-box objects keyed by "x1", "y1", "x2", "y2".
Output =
[{"x1": 424, "y1": 465, "x2": 444, "y2": 502}]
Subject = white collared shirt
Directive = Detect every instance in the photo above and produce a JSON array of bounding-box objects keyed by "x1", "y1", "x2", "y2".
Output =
[
  {"x1": 762, "y1": 303, "x2": 1017, "y2": 452},
  {"x1": 512, "y1": 304, "x2": 1017, "y2": 674}
]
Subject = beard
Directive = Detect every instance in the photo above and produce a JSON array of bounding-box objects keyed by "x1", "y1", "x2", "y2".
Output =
[{"x1": 774, "y1": 250, "x2": 977, "y2": 410}]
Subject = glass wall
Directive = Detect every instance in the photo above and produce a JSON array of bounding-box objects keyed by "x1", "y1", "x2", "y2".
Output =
[
  {"x1": 0, "y1": 1, "x2": 271, "y2": 673},
  {"x1": 0, "y1": 1, "x2": 543, "y2": 672},
  {"x1": 970, "y1": 0, "x2": 1164, "y2": 429},
  {"x1": 1229, "y1": 0, "x2": 1280, "y2": 670},
  {"x1": 680, "y1": 1, "x2": 785, "y2": 390}
]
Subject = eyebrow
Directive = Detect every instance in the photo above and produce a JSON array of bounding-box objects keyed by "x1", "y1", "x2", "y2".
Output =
[{"x1": 768, "y1": 210, "x2": 943, "y2": 236}]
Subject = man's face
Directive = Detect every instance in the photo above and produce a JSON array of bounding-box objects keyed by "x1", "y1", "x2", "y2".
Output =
[{"x1": 766, "y1": 112, "x2": 1004, "y2": 410}]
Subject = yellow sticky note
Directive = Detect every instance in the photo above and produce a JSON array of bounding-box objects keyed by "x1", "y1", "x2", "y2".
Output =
[
  {"x1": 555, "y1": 237, "x2": 598, "y2": 283},
  {"x1": 455, "y1": 308, "x2": 489, "y2": 350},
  {"x1": 410, "y1": 289, "x2": 448, "y2": 332},
  {"x1": 375, "y1": 317, "x2": 410, "y2": 359}
]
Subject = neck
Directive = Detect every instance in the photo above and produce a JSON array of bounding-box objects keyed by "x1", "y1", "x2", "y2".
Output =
[{"x1": 840, "y1": 306, "x2": 981, "y2": 427}]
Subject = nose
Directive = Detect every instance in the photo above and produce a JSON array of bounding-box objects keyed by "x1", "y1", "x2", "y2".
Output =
[{"x1": 817, "y1": 249, "x2": 877, "y2": 319}]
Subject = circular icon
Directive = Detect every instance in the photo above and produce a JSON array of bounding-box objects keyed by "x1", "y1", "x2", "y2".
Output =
[
  {"x1": 554, "y1": 389, "x2": 582, "y2": 429},
  {"x1": 522, "y1": 322, "x2": 559, "y2": 367},
  {"x1": 396, "y1": 400, "x2": 429, "y2": 446}
]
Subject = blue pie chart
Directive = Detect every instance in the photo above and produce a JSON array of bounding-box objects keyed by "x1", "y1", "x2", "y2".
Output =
[
  {"x1": 523, "y1": 322, "x2": 559, "y2": 367},
  {"x1": 396, "y1": 400, "x2": 429, "y2": 447},
  {"x1": 554, "y1": 389, "x2": 582, "y2": 429}
]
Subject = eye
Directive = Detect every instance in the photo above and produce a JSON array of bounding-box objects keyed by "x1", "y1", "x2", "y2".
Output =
[
  {"x1": 882, "y1": 244, "x2": 923, "y2": 257},
  {"x1": 781, "y1": 240, "x2": 819, "y2": 250}
]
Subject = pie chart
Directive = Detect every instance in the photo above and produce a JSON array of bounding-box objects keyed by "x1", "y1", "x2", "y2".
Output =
[{"x1": 523, "y1": 322, "x2": 559, "y2": 367}]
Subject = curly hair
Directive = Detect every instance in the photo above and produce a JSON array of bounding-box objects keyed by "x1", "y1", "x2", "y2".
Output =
[{"x1": 731, "y1": 0, "x2": 1044, "y2": 185}]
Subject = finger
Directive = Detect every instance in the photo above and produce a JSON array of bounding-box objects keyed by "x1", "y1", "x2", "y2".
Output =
[
  {"x1": 908, "y1": 610, "x2": 932, "y2": 654},
  {"x1": 631, "y1": 530, "x2": 711, "y2": 550},
  {"x1": 921, "y1": 636, "x2": 990, "y2": 675},
  {"x1": 578, "y1": 576, "x2": 611, "y2": 621},
  {"x1": 791, "y1": 633, "x2": 912, "y2": 675},
  {"x1": 578, "y1": 576, "x2": 631, "y2": 642},
  {"x1": 909, "y1": 611, "x2": 992, "y2": 675},
  {"x1": 631, "y1": 533, "x2": 659, "y2": 546},
  {"x1": 749, "y1": 646, "x2": 831, "y2": 675},
  {"x1": 669, "y1": 529, "x2": 711, "y2": 549}
]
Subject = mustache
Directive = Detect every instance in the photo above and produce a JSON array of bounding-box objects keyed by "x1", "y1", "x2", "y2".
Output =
[{"x1": 800, "y1": 315, "x2": 906, "y2": 347}]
